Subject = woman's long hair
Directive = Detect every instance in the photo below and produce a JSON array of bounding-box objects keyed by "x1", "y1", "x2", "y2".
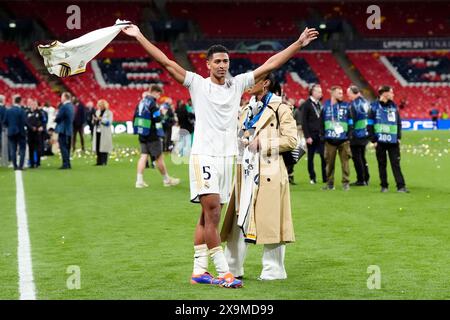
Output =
[{"x1": 265, "y1": 72, "x2": 282, "y2": 96}]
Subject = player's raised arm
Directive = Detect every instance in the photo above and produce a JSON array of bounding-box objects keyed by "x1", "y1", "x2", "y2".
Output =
[
  {"x1": 253, "y1": 27, "x2": 319, "y2": 84},
  {"x1": 122, "y1": 24, "x2": 187, "y2": 85}
]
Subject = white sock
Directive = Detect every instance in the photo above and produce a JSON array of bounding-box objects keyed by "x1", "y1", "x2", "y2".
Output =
[
  {"x1": 137, "y1": 173, "x2": 143, "y2": 184},
  {"x1": 192, "y1": 244, "x2": 208, "y2": 275},
  {"x1": 163, "y1": 173, "x2": 170, "y2": 182},
  {"x1": 210, "y1": 246, "x2": 230, "y2": 278}
]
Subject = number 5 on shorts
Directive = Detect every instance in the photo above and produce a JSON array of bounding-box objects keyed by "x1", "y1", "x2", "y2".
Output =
[{"x1": 203, "y1": 166, "x2": 211, "y2": 180}]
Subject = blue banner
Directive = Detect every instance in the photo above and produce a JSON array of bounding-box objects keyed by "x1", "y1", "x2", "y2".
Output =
[{"x1": 402, "y1": 119, "x2": 450, "y2": 130}]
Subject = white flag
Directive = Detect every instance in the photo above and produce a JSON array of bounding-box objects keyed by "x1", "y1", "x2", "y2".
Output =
[{"x1": 37, "y1": 19, "x2": 131, "y2": 77}]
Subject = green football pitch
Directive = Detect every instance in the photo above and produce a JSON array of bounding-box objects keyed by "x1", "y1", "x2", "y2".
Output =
[{"x1": 1, "y1": 130, "x2": 449, "y2": 299}]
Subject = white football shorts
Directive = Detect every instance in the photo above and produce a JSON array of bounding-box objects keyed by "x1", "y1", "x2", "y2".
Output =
[{"x1": 189, "y1": 155, "x2": 234, "y2": 204}]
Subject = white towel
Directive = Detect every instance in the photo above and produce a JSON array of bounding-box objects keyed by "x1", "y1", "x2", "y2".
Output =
[
  {"x1": 237, "y1": 147, "x2": 260, "y2": 242},
  {"x1": 37, "y1": 19, "x2": 131, "y2": 77}
]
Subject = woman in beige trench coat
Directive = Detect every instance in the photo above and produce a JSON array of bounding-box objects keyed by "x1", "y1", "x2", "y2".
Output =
[
  {"x1": 92, "y1": 99, "x2": 113, "y2": 165},
  {"x1": 220, "y1": 73, "x2": 298, "y2": 280}
]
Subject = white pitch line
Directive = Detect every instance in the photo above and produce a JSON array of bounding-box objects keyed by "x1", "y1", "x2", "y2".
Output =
[{"x1": 15, "y1": 170, "x2": 37, "y2": 300}]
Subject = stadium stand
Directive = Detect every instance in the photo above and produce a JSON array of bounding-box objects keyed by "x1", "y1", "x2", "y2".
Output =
[
  {"x1": 167, "y1": 1, "x2": 450, "y2": 38},
  {"x1": 313, "y1": 1, "x2": 450, "y2": 38},
  {"x1": 347, "y1": 51, "x2": 450, "y2": 118},
  {"x1": 3, "y1": 1, "x2": 144, "y2": 40},
  {"x1": 1, "y1": 1, "x2": 448, "y2": 121},
  {"x1": 188, "y1": 50, "x2": 351, "y2": 101},
  {"x1": 167, "y1": 2, "x2": 304, "y2": 39},
  {"x1": 0, "y1": 42, "x2": 58, "y2": 106},
  {"x1": 61, "y1": 42, "x2": 188, "y2": 121}
]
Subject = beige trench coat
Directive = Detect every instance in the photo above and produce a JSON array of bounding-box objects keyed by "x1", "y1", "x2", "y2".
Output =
[
  {"x1": 221, "y1": 100, "x2": 298, "y2": 245},
  {"x1": 92, "y1": 109, "x2": 113, "y2": 153}
]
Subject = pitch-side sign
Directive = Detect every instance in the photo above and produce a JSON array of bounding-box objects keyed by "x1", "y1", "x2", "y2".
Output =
[{"x1": 402, "y1": 120, "x2": 450, "y2": 130}]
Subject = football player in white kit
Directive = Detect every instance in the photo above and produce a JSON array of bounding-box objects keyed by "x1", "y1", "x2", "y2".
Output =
[{"x1": 122, "y1": 24, "x2": 318, "y2": 288}]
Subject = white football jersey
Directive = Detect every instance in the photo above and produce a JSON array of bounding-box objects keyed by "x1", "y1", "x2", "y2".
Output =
[{"x1": 183, "y1": 71, "x2": 254, "y2": 156}]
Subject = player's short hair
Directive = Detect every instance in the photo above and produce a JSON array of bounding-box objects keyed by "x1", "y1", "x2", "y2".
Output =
[
  {"x1": 330, "y1": 85, "x2": 343, "y2": 92},
  {"x1": 378, "y1": 85, "x2": 392, "y2": 96},
  {"x1": 348, "y1": 85, "x2": 360, "y2": 94},
  {"x1": 206, "y1": 45, "x2": 229, "y2": 60},
  {"x1": 149, "y1": 84, "x2": 163, "y2": 93},
  {"x1": 61, "y1": 91, "x2": 72, "y2": 101},
  {"x1": 13, "y1": 94, "x2": 22, "y2": 105},
  {"x1": 309, "y1": 83, "x2": 321, "y2": 96}
]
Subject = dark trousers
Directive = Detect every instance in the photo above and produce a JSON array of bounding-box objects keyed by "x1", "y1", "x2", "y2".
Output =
[
  {"x1": 58, "y1": 133, "x2": 71, "y2": 168},
  {"x1": 28, "y1": 132, "x2": 42, "y2": 167},
  {"x1": 8, "y1": 134, "x2": 26, "y2": 169},
  {"x1": 72, "y1": 125, "x2": 85, "y2": 151},
  {"x1": 351, "y1": 143, "x2": 370, "y2": 183},
  {"x1": 306, "y1": 138, "x2": 326, "y2": 183},
  {"x1": 89, "y1": 124, "x2": 94, "y2": 138},
  {"x1": 376, "y1": 143, "x2": 405, "y2": 189},
  {"x1": 324, "y1": 141, "x2": 352, "y2": 185},
  {"x1": 95, "y1": 132, "x2": 108, "y2": 165}
]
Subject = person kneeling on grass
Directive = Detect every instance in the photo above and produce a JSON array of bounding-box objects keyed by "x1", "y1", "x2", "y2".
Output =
[
  {"x1": 133, "y1": 85, "x2": 180, "y2": 188},
  {"x1": 221, "y1": 73, "x2": 298, "y2": 281}
]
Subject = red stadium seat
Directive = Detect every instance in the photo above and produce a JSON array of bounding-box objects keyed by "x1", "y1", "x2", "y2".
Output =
[
  {"x1": 347, "y1": 51, "x2": 450, "y2": 118},
  {"x1": 0, "y1": 42, "x2": 58, "y2": 106},
  {"x1": 61, "y1": 42, "x2": 189, "y2": 122}
]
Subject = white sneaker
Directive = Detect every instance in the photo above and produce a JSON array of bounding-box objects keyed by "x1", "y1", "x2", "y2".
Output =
[
  {"x1": 163, "y1": 177, "x2": 180, "y2": 187},
  {"x1": 135, "y1": 181, "x2": 149, "y2": 188},
  {"x1": 310, "y1": 179, "x2": 316, "y2": 185}
]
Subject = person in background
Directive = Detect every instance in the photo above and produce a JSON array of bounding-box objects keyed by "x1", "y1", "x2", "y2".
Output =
[
  {"x1": 43, "y1": 101, "x2": 56, "y2": 131},
  {"x1": 347, "y1": 85, "x2": 370, "y2": 186},
  {"x1": 293, "y1": 98, "x2": 305, "y2": 130},
  {"x1": 321, "y1": 86, "x2": 353, "y2": 191},
  {"x1": 37, "y1": 102, "x2": 49, "y2": 161},
  {"x1": 160, "y1": 98, "x2": 175, "y2": 152},
  {"x1": 301, "y1": 84, "x2": 326, "y2": 185},
  {"x1": 285, "y1": 97, "x2": 299, "y2": 185},
  {"x1": 92, "y1": 99, "x2": 113, "y2": 166},
  {"x1": 175, "y1": 99, "x2": 195, "y2": 157},
  {"x1": 85, "y1": 101, "x2": 96, "y2": 138},
  {"x1": 25, "y1": 99, "x2": 45, "y2": 168},
  {"x1": 369, "y1": 85, "x2": 409, "y2": 193},
  {"x1": 133, "y1": 85, "x2": 180, "y2": 188},
  {"x1": 3, "y1": 94, "x2": 27, "y2": 170},
  {"x1": 72, "y1": 97, "x2": 86, "y2": 152},
  {"x1": 429, "y1": 107, "x2": 440, "y2": 130},
  {"x1": 55, "y1": 92, "x2": 74, "y2": 170},
  {"x1": 0, "y1": 95, "x2": 7, "y2": 166}
]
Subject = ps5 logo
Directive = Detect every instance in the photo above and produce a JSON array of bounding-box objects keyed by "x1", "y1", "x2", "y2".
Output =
[{"x1": 66, "y1": 5, "x2": 81, "y2": 30}]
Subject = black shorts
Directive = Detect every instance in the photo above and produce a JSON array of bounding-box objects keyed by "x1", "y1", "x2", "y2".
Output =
[{"x1": 140, "y1": 139, "x2": 162, "y2": 158}]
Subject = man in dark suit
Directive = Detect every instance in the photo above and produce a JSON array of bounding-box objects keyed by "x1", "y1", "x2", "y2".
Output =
[
  {"x1": 300, "y1": 84, "x2": 326, "y2": 184},
  {"x1": 3, "y1": 95, "x2": 27, "y2": 170},
  {"x1": 71, "y1": 97, "x2": 86, "y2": 152},
  {"x1": 55, "y1": 92, "x2": 74, "y2": 169},
  {"x1": 0, "y1": 95, "x2": 7, "y2": 164},
  {"x1": 85, "y1": 101, "x2": 96, "y2": 139}
]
